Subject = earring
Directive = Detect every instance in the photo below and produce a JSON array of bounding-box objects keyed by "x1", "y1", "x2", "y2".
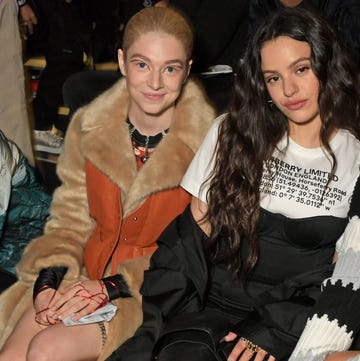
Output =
[{"x1": 267, "y1": 99, "x2": 273, "y2": 104}]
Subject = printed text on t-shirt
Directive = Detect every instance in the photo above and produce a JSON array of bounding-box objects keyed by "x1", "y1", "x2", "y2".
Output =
[{"x1": 260, "y1": 156, "x2": 345, "y2": 211}]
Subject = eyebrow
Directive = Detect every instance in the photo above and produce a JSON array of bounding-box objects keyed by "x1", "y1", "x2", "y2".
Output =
[
  {"x1": 262, "y1": 56, "x2": 311, "y2": 74},
  {"x1": 129, "y1": 53, "x2": 186, "y2": 66}
]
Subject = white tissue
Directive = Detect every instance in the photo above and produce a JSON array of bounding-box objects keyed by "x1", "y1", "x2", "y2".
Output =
[{"x1": 63, "y1": 303, "x2": 118, "y2": 326}]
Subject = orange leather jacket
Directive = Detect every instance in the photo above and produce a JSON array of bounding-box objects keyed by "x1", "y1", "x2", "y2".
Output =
[{"x1": 84, "y1": 161, "x2": 191, "y2": 279}]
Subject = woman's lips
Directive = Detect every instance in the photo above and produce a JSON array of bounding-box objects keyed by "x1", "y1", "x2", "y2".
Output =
[
  {"x1": 143, "y1": 93, "x2": 165, "y2": 101},
  {"x1": 284, "y1": 99, "x2": 307, "y2": 110}
]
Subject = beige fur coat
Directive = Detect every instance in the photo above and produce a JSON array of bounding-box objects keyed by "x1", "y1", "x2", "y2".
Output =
[{"x1": 0, "y1": 77, "x2": 216, "y2": 359}]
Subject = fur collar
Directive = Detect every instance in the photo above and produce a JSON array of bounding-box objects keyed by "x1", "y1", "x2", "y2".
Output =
[{"x1": 77, "y1": 77, "x2": 214, "y2": 216}]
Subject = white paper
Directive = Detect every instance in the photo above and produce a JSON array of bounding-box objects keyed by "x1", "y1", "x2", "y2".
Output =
[{"x1": 63, "y1": 303, "x2": 118, "y2": 326}]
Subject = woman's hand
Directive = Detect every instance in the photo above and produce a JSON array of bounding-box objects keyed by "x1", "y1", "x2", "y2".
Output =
[
  {"x1": 51, "y1": 280, "x2": 109, "y2": 322},
  {"x1": 223, "y1": 332, "x2": 275, "y2": 361},
  {"x1": 34, "y1": 288, "x2": 62, "y2": 326}
]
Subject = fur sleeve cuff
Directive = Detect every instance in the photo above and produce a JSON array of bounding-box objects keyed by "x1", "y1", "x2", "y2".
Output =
[
  {"x1": 16, "y1": 234, "x2": 84, "y2": 286},
  {"x1": 116, "y1": 255, "x2": 151, "y2": 302}
]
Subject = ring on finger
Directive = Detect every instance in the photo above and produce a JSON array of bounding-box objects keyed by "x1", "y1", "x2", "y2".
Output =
[{"x1": 240, "y1": 337, "x2": 259, "y2": 353}]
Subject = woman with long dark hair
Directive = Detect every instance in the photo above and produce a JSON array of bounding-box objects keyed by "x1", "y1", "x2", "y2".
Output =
[{"x1": 107, "y1": 7, "x2": 360, "y2": 361}]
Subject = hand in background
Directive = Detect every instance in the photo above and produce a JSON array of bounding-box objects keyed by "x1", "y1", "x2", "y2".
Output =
[{"x1": 19, "y1": 4, "x2": 37, "y2": 39}]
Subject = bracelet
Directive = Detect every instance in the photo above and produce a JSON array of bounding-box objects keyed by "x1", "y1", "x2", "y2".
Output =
[{"x1": 240, "y1": 337, "x2": 259, "y2": 353}]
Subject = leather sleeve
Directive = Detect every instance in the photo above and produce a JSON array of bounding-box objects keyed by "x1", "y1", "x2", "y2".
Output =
[
  {"x1": 33, "y1": 266, "x2": 68, "y2": 301},
  {"x1": 102, "y1": 274, "x2": 132, "y2": 300}
]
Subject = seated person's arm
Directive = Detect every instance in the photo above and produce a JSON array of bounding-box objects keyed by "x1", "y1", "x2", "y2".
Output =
[{"x1": 289, "y1": 216, "x2": 360, "y2": 361}]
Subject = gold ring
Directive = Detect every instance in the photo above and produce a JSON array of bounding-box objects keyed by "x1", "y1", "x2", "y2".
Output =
[{"x1": 240, "y1": 337, "x2": 259, "y2": 353}]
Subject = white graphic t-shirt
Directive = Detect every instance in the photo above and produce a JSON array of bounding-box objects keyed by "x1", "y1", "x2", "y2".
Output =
[{"x1": 181, "y1": 115, "x2": 360, "y2": 219}]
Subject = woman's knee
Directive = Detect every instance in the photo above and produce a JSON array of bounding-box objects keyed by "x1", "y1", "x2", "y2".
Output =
[
  {"x1": 26, "y1": 331, "x2": 55, "y2": 361},
  {"x1": 27, "y1": 322, "x2": 103, "y2": 361}
]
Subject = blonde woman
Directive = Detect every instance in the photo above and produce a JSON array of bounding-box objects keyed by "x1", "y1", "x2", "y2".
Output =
[{"x1": 0, "y1": 6, "x2": 215, "y2": 361}]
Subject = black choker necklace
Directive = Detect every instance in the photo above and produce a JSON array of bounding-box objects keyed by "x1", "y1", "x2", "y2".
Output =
[{"x1": 127, "y1": 118, "x2": 169, "y2": 163}]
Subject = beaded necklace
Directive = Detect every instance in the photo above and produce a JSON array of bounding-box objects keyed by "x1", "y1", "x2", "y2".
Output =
[{"x1": 127, "y1": 118, "x2": 169, "y2": 164}]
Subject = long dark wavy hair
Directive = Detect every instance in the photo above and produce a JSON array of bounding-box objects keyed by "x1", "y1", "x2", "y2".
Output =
[{"x1": 205, "y1": 7, "x2": 360, "y2": 280}]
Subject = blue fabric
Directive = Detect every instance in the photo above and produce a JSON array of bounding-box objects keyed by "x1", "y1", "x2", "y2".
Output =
[{"x1": 0, "y1": 163, "x2": 51, "y2": 274}]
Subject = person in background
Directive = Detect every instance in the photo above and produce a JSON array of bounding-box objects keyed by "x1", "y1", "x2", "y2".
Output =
[
  {"x1": 0, "y1": 6, "x2": 215, "y2": 361},
  {"x1": 248, "y1": 0, "x2": 360, "y2": 67},
  {"x1": 106, "y1": 7, "x2": 360, "y2": 361},
  {"x1": 62, "y1": 0, "x2": 169, "y2": 132},
  {"x1": 62, "y1": 0, "x2": 239, "y2": 138},
  {"x1": 27, "y1": 0, "x2": 93, "y2": 155},
  {"x1": 0, "y1": 0, "x2": 36, "y2": 165},
  {"x1": 0, "y1": 130, "x2": 51, "y2": 293},
  {"x1": 18, "y1": 0, "x2": 38, "y2": 39},
  {"x1": 289, "y1": 226, "x2": 360, "y2": 361},
  {"x1": 168, "y1": 0, "x2": 248, "y2": 114},
  {"x1": 169, "y1": 0, "x2": 250, "y2": 73}
]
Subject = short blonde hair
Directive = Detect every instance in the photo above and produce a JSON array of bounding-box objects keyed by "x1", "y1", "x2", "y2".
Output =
[{"x1": 123, "y1": 7, "x2": 194, "y2": 60}]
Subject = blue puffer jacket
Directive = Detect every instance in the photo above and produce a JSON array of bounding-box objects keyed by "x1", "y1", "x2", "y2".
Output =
[{"x1": 0, "y1": 131, "x2": 51, "y2": 277}]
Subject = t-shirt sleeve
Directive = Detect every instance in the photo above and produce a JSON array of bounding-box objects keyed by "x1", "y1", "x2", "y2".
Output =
[{"x1": 181, "y1": 115, "x2": 225, "y2": 203}]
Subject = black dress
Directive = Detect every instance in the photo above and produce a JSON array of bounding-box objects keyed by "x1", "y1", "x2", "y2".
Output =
[{"x1": 108, "y1": 200, "x2": 355, "y2": 360}]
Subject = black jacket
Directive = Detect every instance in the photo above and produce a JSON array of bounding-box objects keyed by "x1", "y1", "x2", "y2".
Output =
[{"x1": 107, "y1": 206, "x2": 335, "y2": 361}]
